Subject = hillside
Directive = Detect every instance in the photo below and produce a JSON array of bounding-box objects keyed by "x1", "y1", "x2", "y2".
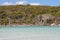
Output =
[{"x1": 0, "y1": 5, "x2": 60, "y2": 26}]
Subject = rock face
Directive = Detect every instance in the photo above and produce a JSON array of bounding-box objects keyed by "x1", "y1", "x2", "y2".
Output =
[
  {"x1": 34, "y1": 14, "x2": 55, "y2": 26},
  {"x1": 54, "y1": 17, "x2": 60, "y2": 25},
  {"x1": 41, "y1": 14, "x2": 55, "y2": 26}
]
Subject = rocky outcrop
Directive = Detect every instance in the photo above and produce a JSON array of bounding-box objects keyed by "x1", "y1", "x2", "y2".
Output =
[{"x1": 34, "y1": 14, "x2": 55, "y2": 26}]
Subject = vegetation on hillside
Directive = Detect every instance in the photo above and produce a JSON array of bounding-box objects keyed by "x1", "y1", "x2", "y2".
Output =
[{"x1": 0, "y1": 5, "x2": 60, "y2": 26}]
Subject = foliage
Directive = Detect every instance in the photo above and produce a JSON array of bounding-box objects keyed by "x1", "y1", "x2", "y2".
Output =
[{"x1": 0, "y1": 5, "x2": 60, "y2": 25}]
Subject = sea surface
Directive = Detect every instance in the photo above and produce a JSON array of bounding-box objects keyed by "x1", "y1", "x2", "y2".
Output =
[{"x1": 0, "y1": 26, "x2": 60, "y2": 40}]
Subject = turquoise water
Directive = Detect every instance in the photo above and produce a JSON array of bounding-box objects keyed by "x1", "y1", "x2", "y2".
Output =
[{"x1": 0, "y1": 26, "x2": 60, "y2": 40}]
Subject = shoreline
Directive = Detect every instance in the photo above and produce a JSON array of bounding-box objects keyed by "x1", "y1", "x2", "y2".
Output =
[{"x1": 0, "y1": 24, "x2": 60, "y2": 27}]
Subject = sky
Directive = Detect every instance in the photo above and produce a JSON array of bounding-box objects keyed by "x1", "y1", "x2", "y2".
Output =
[{"x1": 0, "y1": 0, "x2": 60, "y2": 6}]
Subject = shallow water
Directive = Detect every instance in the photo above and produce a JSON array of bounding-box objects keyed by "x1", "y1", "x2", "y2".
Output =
[{"x1": 0, "y1": 26, "x2": 60, "y2": 40}]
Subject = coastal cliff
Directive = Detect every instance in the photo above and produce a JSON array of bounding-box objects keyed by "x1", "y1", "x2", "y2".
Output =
[{"x1": 0, "y1": 5, "x2": 60, "y2": 26}]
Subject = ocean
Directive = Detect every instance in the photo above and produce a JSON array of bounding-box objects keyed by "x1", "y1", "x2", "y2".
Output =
[{"x1": 0, "y1": 26, "x2": 60, "y2": 40}]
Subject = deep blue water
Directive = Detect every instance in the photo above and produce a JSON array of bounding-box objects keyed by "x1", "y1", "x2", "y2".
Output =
[{"x1": 0, "y1": 26, "x2": 60, "y2": 40}]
